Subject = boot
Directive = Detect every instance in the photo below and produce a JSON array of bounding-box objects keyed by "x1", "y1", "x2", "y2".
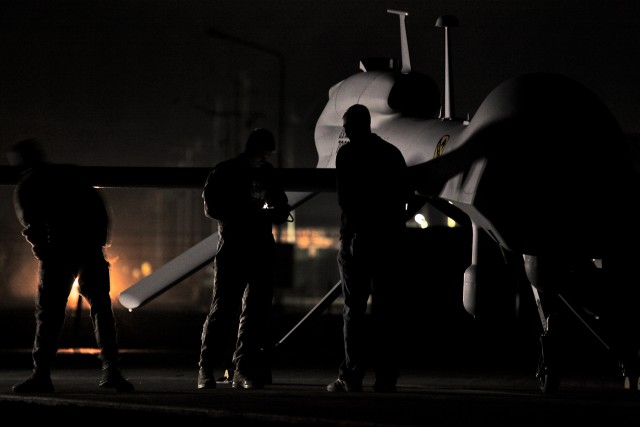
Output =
[
  {"x1": 12, "y1": 370, "x2": 54, "y2": 393},
  {"x1": 197, "y1": 367, "x2": 216, "y2": 389},
  {"x1": 99, "y1": 361, "x2": 135, "y2": 392}
]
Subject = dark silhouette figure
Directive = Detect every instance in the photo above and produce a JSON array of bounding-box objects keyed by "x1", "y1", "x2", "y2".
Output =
[
  {"x1": 7, "y1": 139, "x2": 134, "y2": 393},
  {"x1": 327, "y1": 104, "x2": 411, "y2": 393},
  {"x1": 198, "y1": 128, "x2": 290, "y2": 390}
]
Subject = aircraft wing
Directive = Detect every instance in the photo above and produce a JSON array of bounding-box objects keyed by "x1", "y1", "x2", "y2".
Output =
[
  {"x1": 0, "y1": 164, "x2": 335, "y2": 309},
  {"x1": 0, "y1": 165, "x2": 336, "y2": 192}
]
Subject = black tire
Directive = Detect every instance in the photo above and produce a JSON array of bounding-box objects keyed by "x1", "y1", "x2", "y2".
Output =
[{"x1": 536, "y1": 334, "x2": 560, "y2": 394}]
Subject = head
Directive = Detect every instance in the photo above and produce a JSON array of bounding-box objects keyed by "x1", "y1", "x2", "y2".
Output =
[
  {"x1": 244, "y1": 128, "x2": 276, "y2": 166},
  {"x1": 342, "y1": 104, "x2": 372, "y2": 142},
  {"x1": 7, "y1": 138, "x2": 46, "y2": 171}
]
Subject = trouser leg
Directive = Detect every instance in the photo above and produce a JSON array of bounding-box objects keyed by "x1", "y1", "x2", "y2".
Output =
[
  {"x1": 32, "y1": 261, "x2": 75, "y2": 374},
  {"x1": 371, "y1": 280, "x2": 400, "y2": 385},
  {"x1": 337, "y1": 240, "x2": 368, "y2": 384},
  {"x1": 78, "y1": 253, "x2": 134, "y2": 391},
  {"x1": 234, "y1": 273, "x2": 274, "y2": 377},
  {"x1": 199, "y1": 255, "x2": 245, "y2": 375},
  {"x1": 372, "y1": 237, "x2": 403, "y2": 385},
  {"x1": 79, "y1": 255, "x2": 119, "y2": 363},
  {"x1": 199, "y1": 297, "x2": 241, "y2": 373}
]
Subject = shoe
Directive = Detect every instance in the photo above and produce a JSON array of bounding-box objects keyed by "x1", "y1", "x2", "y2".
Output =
[
  {"x1": 99, "y1": 375, "x2": 135, "y2": 392},
  {"x1": 232, "y1": 371, "x2": 263, "y2": 390},
  {"x1": 12, "y1": 375, "x2": 54, "y2": 393},
  {"x1": 100, "y1": 367, "x2": 135, "y2": 392},
  {"x1": 198, "y1": 368, "x2": 216, "y2": 389},
  {"x1": 326, "y1": 378, "x2": 362, "y2": 392},
  {"x1": 373, "y1": 382, "x2": 397, "y2": 393}
]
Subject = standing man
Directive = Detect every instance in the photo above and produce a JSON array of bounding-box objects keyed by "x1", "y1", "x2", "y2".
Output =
[
  {"x1": 198, "y1": 128, "x2": 290, "y2": 390},
  {"x1": 327, "y1": 104, "x2": 411, "y2": 393},
  {"x1": 8, "y1": 138, "x2": 134, "y2": 393}
]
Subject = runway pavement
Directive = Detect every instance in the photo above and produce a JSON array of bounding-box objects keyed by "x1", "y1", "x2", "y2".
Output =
[
  {"x1": 2, "y1": 300, "x2": 640, "y2": 426},
  {"x1": 1, "y1": 347, "x2": 639, "y2": 427}
]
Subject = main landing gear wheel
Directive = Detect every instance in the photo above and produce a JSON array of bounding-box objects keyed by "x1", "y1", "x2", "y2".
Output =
[{"x1": 536, "y1": 334, "x2": 560, "y2": 394}]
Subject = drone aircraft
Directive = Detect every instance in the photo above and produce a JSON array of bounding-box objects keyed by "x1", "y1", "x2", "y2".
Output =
[
  {"x1": 2, "y1": 9, "x2": 639, "y2": 394},
  {"x1": 308, "y1": 10, "x2": 640, "y2": 394}
]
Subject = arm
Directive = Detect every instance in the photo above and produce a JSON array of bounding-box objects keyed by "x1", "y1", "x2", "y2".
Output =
[{"x1": 14, "y1": 178, "x2": 50, "y2": 260}]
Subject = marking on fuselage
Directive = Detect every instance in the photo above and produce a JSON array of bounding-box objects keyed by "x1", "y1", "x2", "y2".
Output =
[
  {"x1": 337, "y1": 129, "x2": 349, "y2": 151},
  {"x1": 434, "y1": 135, "x2": 449, "y2": 158}
]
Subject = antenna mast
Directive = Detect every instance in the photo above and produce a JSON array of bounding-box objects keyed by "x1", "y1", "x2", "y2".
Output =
[{"x1": 387, "y1": 10, "x2": 411, "y2": 74}]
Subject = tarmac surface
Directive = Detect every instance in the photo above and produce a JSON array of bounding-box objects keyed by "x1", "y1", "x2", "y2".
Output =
[
  {"x1": 2, "y1": 337, "x2": 640, "y2": 426},
  {"x1": 2, "y1": 300, "x2": 640, "y2": 426}
]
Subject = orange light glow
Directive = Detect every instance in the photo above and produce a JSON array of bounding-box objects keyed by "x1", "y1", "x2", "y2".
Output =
[
  {"x1": 107, "y1": 254, "x2": 154, "y2": 305},
  {"x1": 65, "y1": 278, "x2": 81, "y2": 310},
  {"x1": 58, "y1": 347, "x2": 100, "y2": 355},
  {"x1": 295, "y1": 228, "x2": 339, "y2": 257},
  {"x1": 141, "y1": 261, "x2": 153, "y2": 276}
]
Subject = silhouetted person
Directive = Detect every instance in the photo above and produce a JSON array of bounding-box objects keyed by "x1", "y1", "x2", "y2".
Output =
[
  {"x1": 7, "y1": 138, "x2": 134, "y2": 393},
  {"x1": 327, "y1": 104, "x2": 411, "y2": 393},
  {"x1": 198, "y1": 128, "x2": 290, "y2": 390}
]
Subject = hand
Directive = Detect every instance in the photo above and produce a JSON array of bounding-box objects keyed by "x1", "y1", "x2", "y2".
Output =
[{"x1": 269, "y1": 204, "x2": 292, "y2": 225}]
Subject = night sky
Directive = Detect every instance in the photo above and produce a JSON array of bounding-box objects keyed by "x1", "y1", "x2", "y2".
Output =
[
  {"x1": 1, "y1": 0, "x2": 639, "y2": 169},
  {"x1": 1, "y1": 0, "x2": 640, "y2": 318}
]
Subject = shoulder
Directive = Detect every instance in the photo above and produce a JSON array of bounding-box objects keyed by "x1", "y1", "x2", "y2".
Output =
[
  {"x1": 337, "y1": 141, "x2": 356, "y2": 157},
  {"x1": 371, "y1": 133, "x2": 393, "y2": 148},
  {"x1": 216, "y1": 157, "x2": 236, "y2": 168},
  {"x1": 373, "y1": 134, "x2": 404, "y2": 156},
  {"x1": 211, "y1": 157, "x2": 241, "y2": 173}
]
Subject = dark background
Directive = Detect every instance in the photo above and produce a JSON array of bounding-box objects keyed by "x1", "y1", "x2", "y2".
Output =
[
  {"x1": 1, "y1": 0, "x2": 639, "y2": 167},
  {"x1": 0, "y1": 1, "x2": 638, "y2": 370}
]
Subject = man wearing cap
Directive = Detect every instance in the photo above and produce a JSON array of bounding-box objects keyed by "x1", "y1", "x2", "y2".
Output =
[{"x1": 197, "y1": 128, "x2": 290, "y2": 390}]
